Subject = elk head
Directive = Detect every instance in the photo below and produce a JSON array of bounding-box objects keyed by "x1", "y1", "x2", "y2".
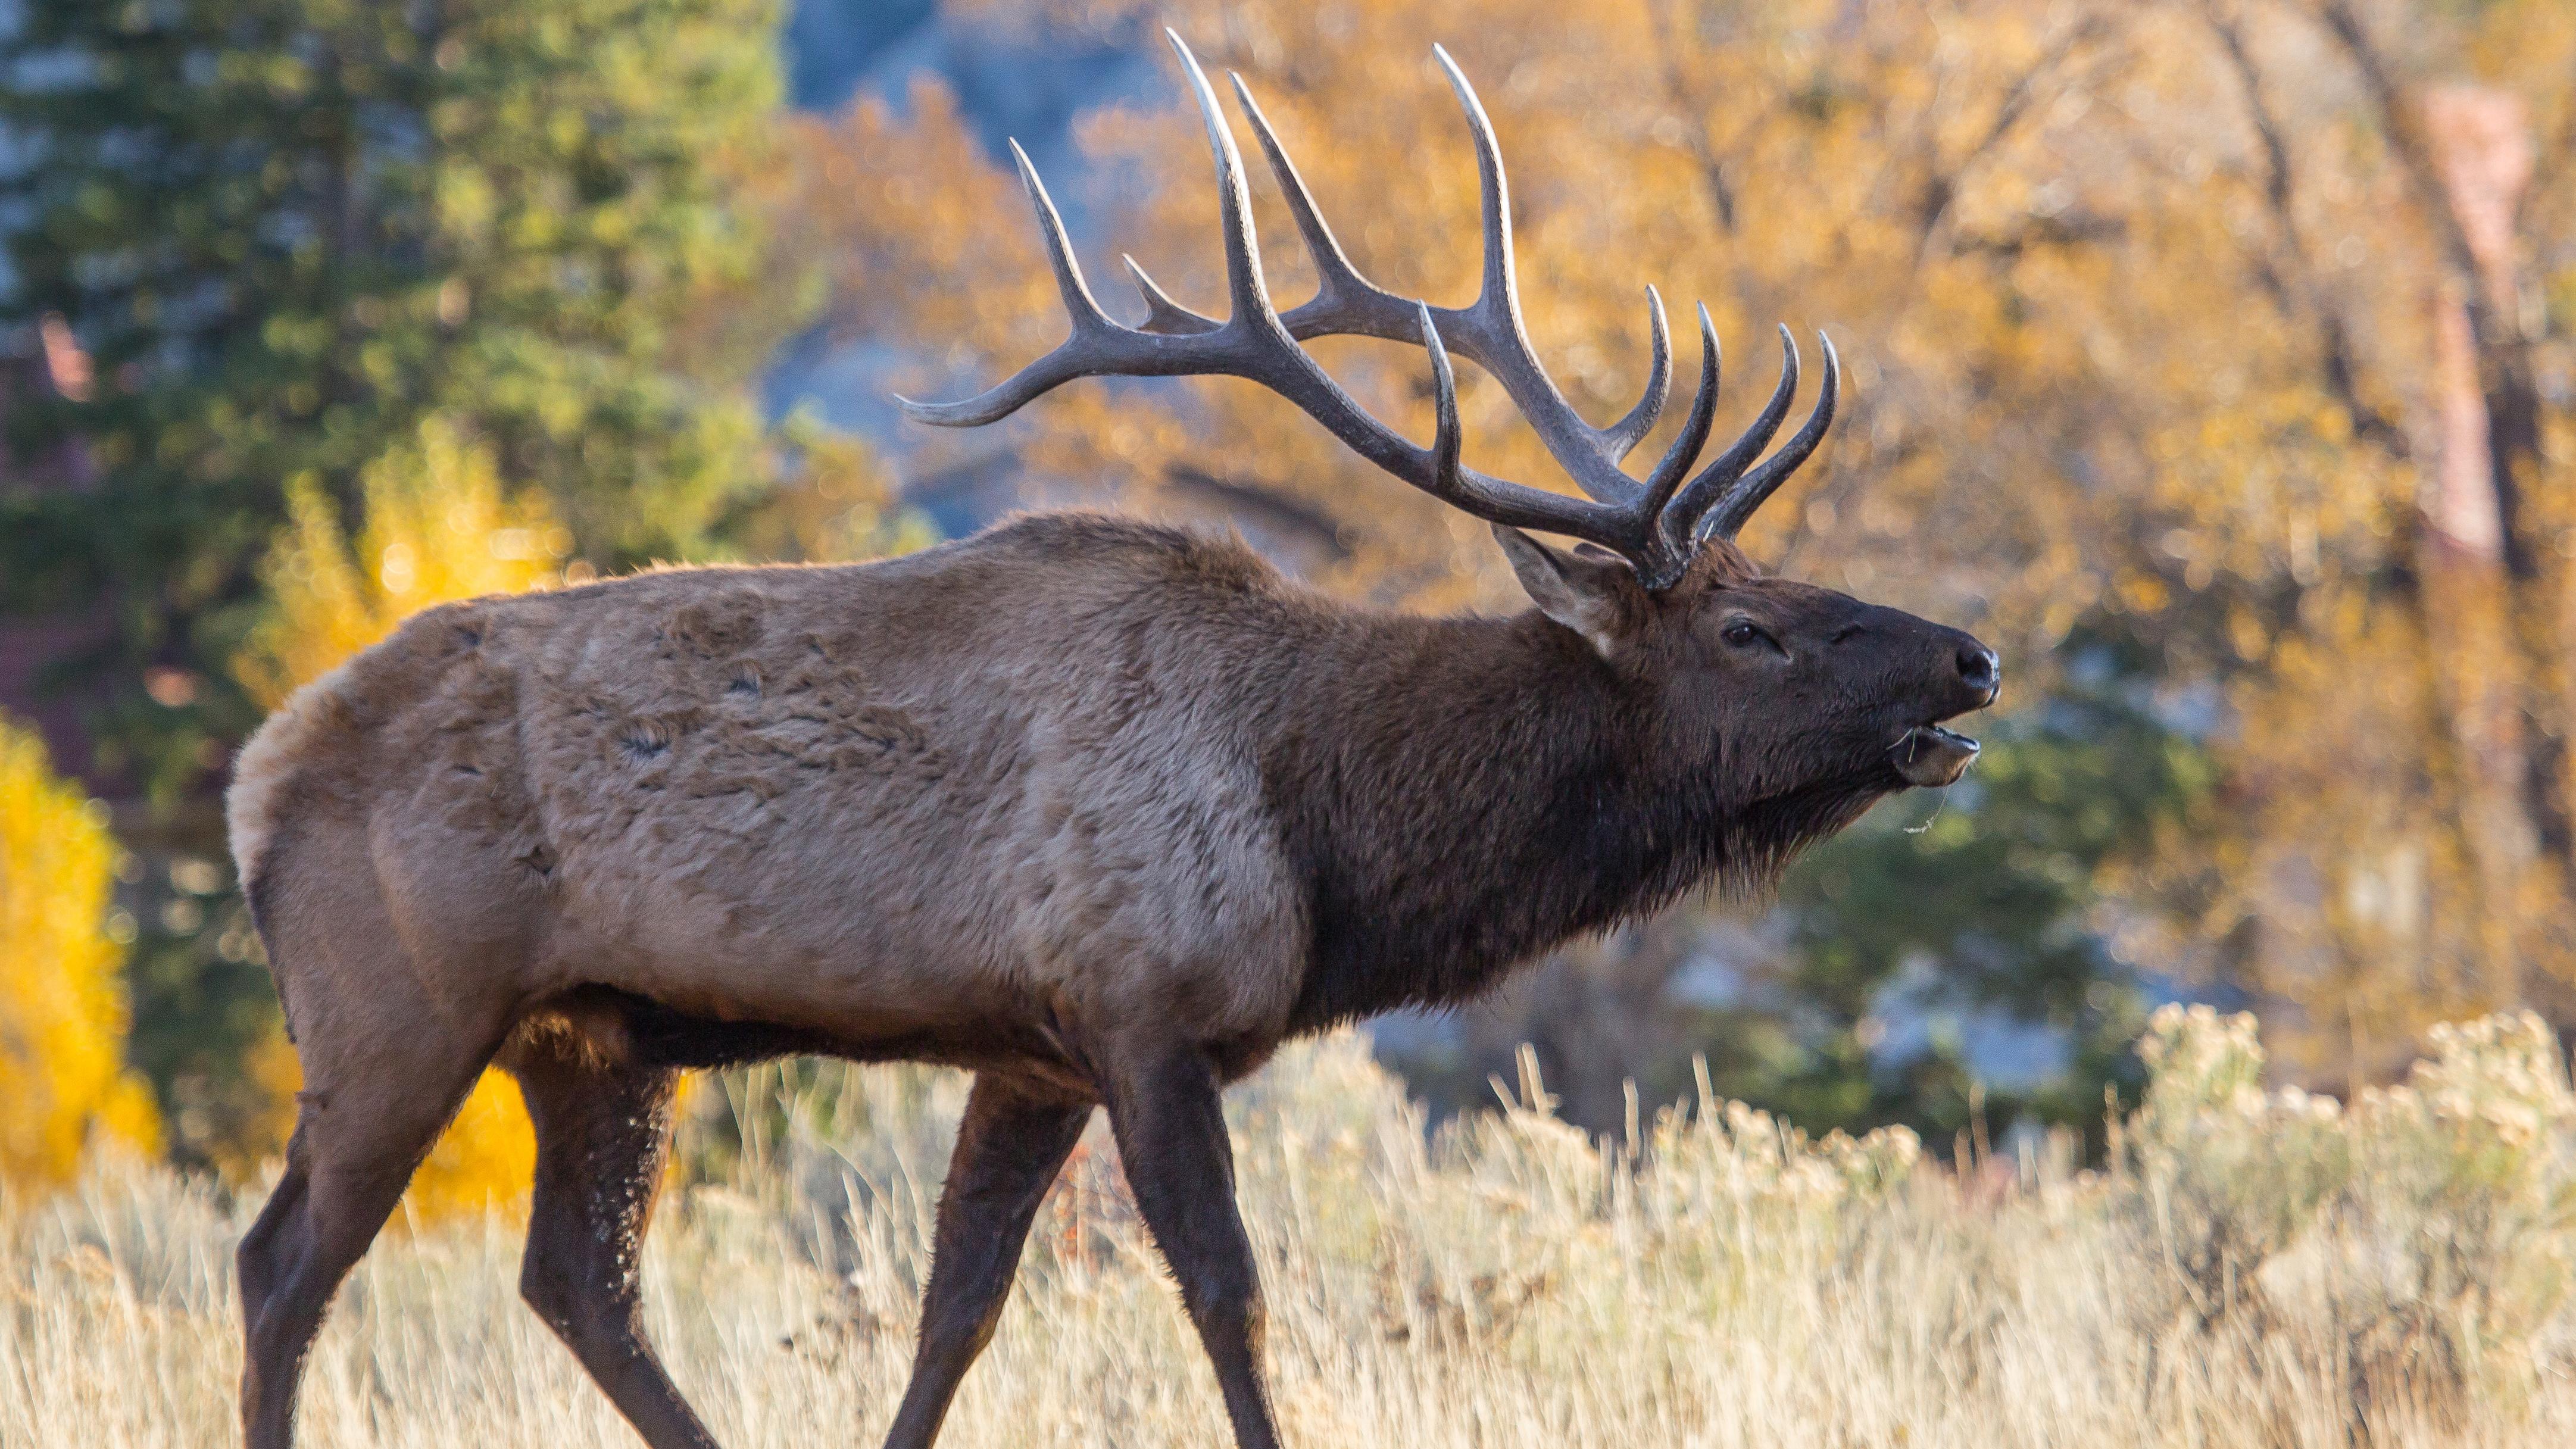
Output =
[{"x1": 901, "y1": 32, "x2": 1998, "y2": 801}]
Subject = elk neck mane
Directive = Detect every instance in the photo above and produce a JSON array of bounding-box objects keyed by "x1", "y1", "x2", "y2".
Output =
[{"x1": 1255, "y1": 581, "x2": 1882, "y2": 1032}]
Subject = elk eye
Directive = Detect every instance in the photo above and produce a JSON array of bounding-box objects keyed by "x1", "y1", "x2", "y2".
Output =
[{"x1": 1722, "y1": 619, "x2": 1769, "y2": 649}]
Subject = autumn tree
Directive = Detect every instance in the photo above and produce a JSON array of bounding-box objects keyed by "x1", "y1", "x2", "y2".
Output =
[
  {"x1": 2114, "y1": 0, "x2": 2576, "y2": 1084},
  {"x1": 236, "y1": 420, "x2": 570, "y2": 712},
  {"x1": 0, "y1": 714, "x2": 160, "y2": 1186}
]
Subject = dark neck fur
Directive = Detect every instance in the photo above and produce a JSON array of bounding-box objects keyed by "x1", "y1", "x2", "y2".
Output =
[{"x1": 1264, "y1": 610, "x2": 1738, "y2": 1032}]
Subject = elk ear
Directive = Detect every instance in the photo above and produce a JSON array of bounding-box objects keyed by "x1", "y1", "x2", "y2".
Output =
[{"x1": 1492, "y1": 525, "x2": 1636, "y2": 655}]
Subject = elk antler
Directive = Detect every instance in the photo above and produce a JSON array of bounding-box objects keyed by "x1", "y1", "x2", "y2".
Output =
[{"x1": 894, "y1": 30, "x2": 1838, "y2": 588}]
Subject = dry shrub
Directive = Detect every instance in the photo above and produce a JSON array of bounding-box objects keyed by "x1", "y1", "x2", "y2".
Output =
[{"x1": 12, "y1": 1016, "x2": 2576, "y2": 1447}]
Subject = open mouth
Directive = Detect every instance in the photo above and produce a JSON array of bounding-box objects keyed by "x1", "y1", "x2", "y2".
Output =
[{"x1": 1888, "y1": 723, "x2": 1981, "y2": 788}]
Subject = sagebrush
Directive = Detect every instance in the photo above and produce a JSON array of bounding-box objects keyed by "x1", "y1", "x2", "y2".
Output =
[{"x1": 10, "y1": 1006, "x2": 2576, "y2": 1447}]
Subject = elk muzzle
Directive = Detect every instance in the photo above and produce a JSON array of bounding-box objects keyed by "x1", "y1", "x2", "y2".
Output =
[{"x1": 1888, "y1": 637, "x2": 1999, "y2": 788}]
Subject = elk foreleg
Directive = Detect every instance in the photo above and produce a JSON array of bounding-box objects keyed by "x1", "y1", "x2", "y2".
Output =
[
  {"x1": 1100, "y1": 1043, "x2": 1285, "y2": 1449},
  {"x1": 507, "y1": 1041, "x2": 717, "y2": 1449},
  {"x1": 880, "y1": 1075, "x2": 1093, "y2": 1449}
]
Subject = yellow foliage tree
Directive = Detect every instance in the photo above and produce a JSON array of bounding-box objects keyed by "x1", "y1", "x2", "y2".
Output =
[
  {"x1": 234, "y1": 417, "x2": 567, "y2": 1223},
  {"x1": 238, "y1": 419, "x2": 573, "y2": 711},
  {"x1": 0, "y1": 716, "x2": 161, "y2": 1187}
]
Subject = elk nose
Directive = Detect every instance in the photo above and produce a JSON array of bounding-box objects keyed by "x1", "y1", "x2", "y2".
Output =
[{"x1": 1956, "y1": 645, "x2": 2000, "y2": 703}]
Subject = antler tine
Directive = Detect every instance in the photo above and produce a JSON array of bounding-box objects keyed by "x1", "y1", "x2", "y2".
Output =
[
  {"x1": 893, "y1": 34, "x2": 1304, "y2": 429},
  {"x1": 1420, "y1": 303, "x2": 1465, "y2": 484},
  {"x1": 1637, "y1": 302, "x2": 1722, "y2": 520},
  {"x1": 1006, "y1": 138, "x2": 1117, "y2": 337},
  {"x1": 1173, "y1": 35, "x2": 1285, "y2": 332},
  {"x1": 1123, "y1": 255, "x2": 1221, "y2": 335},
  {"x1": 1657, "y1": 325, "x2": 1801, "y2": 547},
  {"x1": 1689, "y1": 330, "x2": 1841, "y2": 547},
  {"x1": 1600, "y1": 288, "x2": 1674, "y2": 460},
  {"x1": 1231, "y1": 54, "x2": 1673, "y2": 488},
  {"x1": 1428, "y1": 45, "x2": 1667, "y2": 499},
  {"x1": 1226, "y1": 72, "x2": 1414, "y2": 342},
  {"x1": 1432, "y1": 43, "x2": 1519, "y2": 334},
  {"x1": 892, "y1": 140, "x2": 1119, "y2": 427}
]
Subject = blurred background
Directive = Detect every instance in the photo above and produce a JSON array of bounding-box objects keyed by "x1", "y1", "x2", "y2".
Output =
[{"x1": 2, "y1": 0, "x2": 2573, "y2": 1202}]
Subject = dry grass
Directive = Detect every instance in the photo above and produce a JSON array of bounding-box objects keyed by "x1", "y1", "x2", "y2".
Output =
[{"x1": 9, "y1": 1008, "x2": 2576, "y2": 1448}]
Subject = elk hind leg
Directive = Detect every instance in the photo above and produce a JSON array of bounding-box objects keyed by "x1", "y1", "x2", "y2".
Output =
[
  {"x1": 234, "y1": 1138, "x2": 310, "y2": 1343},
  {"x1": 506, "y1": 1032, "x2": 719, "y2": 1449},
  {"x1": 238, "y1": 985, "x2": 504, "y2": 1448},
  {"x1": 880, "y1": 1074, "x2": 1092, "y2": 1449}
]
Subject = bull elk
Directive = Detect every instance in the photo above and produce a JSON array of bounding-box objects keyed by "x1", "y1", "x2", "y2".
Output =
[{"x1": 226, "y1": 32, "x2": 1997, "y2": 1449}]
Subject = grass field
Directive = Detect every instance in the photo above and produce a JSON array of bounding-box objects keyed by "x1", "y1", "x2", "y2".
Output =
[{"x1": 9, "y1": 1007, "x2": 2576, "y2": 1448}]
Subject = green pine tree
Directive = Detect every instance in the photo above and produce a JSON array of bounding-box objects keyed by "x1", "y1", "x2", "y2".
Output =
[
  {"x1": 0, "y1": 0, "x2": 794, "y2": 804},
  {"x1": 0, "y1": 0, "x2": 804, "y2": 1170},
  {"x1": 1746, "y1": 660, "x2": 2215, "y2": 1151}
]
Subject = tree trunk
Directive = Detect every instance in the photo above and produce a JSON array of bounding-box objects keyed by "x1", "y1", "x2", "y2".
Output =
[{"x1": 2420, "y1": 86, "x2": 2576, "y2": 1017}]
